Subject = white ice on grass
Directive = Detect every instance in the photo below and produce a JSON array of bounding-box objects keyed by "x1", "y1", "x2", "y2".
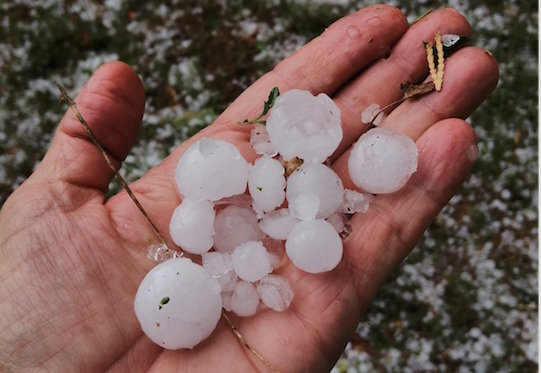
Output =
[
  {"x1": 257, "y1": 274, "x2": 293, "y2": 312},
  {"x1": 288, "y1": 193, "x2": 320, "y2": 220},
  {"x1": 258, "y1": 208, "x2": 299, "y2": 240},
  {"x1": 348, "y1": 128, "x2": 418, "y2": 194},
  {"x1": 339, "y1": 189, "x2": 374, "y2": 214},
  {"x1": 248, "y1": 155, "x2": 286, "y2": 212},
  {"x1": 266, "y1": 89, "x2": 343, "y2": 163},
  {"x1": 231, "y1": 281, "x2": 260, "y2": 317},
  {"x1": 169, "y1": 198, "x2": 215, "y2": 254},
  {"x1": 361, "y1": 103, "x2": 385, "y2": 126},
  {"x1": 213, "y1": 205, "x2": 265, "y2": 253},
  {"x1": 175, "y1": 137, "x2": 249, "y2": 201},
  {"x1": 250, "y1": 123, "x2": 278, "y2": 157},
  {"x1": 285, "y1": 219, "x2": 343, "y2": 274},
  {"x1": 134, "y1": 258, "x2": 222, "y2": 350},
  {"x1": 232, "y1": 241, "x2": 272, "y2": 282},
  {"x1": 286, "y1": 163, "x2": 344, "y2": 219}
]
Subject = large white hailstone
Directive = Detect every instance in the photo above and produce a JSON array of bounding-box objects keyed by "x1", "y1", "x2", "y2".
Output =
[
  {"x1": 286, "y1": 163, "x2": 344, "y2": 219},
  {"x1": 286, "y1": 219, "x2": 343, "y2": 274},
  {"x1": 134, "y1": 258, "x2": 222, "y2": 350},
  {"x1": 175, "y1": 137, "x2": 249, "y2": 201},
  {"x1": 258, "y1": 208, "x2": 299, "y2": 240},
  {"x1": 213, "y1": 205, "x2": 265, "y2": 253},
  {"x1": 232, "y1": 241, "x2": 272, "y2": 282},
  {"x1": 266, "y1": 89, "x2": 343, "y2": 163},
  {"x1": 288, "y1": 193, "x2": 320, "y2": 221},
  {"x1": 250, "y1": 123, "x2": 278, "y2": 157},
  {"x1": 230, "y1": 281, "x2": 260, "y2": 317},
  {"x1": 339, "y1": 189, "x2": 375, "y2": 214},
  {"x1": 257, "y1": 275, "x2": 293, "y2": 312},
  {"x1": 248, "y1": 155, "x2": 286, "y2": 212},
  {"x1": 348, "y1": 128, "x2": 418, "y2": 194},
  {"x1": 170, "y1": 198, "x2": 215, "y2": 254}
]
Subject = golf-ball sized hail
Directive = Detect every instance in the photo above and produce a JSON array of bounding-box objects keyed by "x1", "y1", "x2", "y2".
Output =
[
  {"x1": 348, "y1": 127, "x2": 418, "y2": 194},
  {"x1": 266, "y1": 89, "x2": 343, "y2": 163},
  {"x1": 135, "y1": 88, "x2": 418, "y2": 350},
  {"x1": 134, "y1": 258, "x2": 222, "y2": 349}
]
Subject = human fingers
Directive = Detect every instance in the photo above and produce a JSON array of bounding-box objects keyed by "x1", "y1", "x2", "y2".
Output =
[{"x1": 31, "y1": 61, "x2": 145, "y2": 194}]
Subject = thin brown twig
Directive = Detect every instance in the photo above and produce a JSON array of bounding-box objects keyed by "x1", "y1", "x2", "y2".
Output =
[
  {"x1": 222, "y1": 310, "x2": 283, "y2": 373},
  {"x1": 54, "y1": 81, "x2": 168, "y2": 248}
]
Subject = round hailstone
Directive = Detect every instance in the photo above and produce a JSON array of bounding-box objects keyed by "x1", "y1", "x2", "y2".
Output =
[
  {"x1": 250, "y1": 123, "x2": 278, "y2": 157},
  {"x1": 232, "y1": 241, "x2": 272, "y2": 282},
  {"x1": 348, "y1": 128, "x2": 418, "y2": 194},
  {"x1": 248, "y1": 155, "x2": 286, "y2": 213},
  {"x1": 134, "y1": 258, "x2": 222, "y2": 350},
  {"x1": 266, "y1": 89, "x2": 343, "y2": 163},
  {"x1": 257, "y1": 274, "x2": 293, "y2": 312},
  {"x1": 230, "y1": 281, "x2": 260, "y2": 317},
  {"x1": 213, "y1": 205, "x2": 265, "y2": 253},
  {"x1": 170, "y1": 198, "x2": 215, "y2": 254},
  {"x1": 286, "y1": 163, "x2": 344, "y2": 219},
  {"x1": 258, "y1": 208, "x2": 299, "y2": 240},
  {"x1": 286, "y1": 219, "x2": 343, "y2": 274},
  {"x1": 175, "y1": 137, "x2": 249, "y2": 201}
]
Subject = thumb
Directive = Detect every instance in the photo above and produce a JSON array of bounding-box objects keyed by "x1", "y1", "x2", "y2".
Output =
[{"x1": 34, "y1": 61, "x2": 145, "y2": 193}]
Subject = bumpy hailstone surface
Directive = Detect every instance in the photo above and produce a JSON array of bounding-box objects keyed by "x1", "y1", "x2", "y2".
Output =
[
  {"x1": 232, "y1": 241, "x2": 272, "y2": 282},
  {"x1": 248, "y1": 155, "x2": 286, "y2": 212},
  {"x1": 134, "y1": 258, "x2": 222, "y2": 350},
  {"x1": 169, "y1": 198, "x2": 215, "y2": 254},
  {"x1": 213, "y1": 205, "x2": 265, "y2": 252},
  {"x1": 286, "y1": 163, "x2": 344, "y2": 219},
  {"x1": 175, "y1": 137, "x2": 249, "y2": 201},
  {"x1": 288, "y1": 192, "x2": 320, "y2": 220},
  {"x1": 257, "y1": 274, "x2": 293, "y2": 312},
  {"x1": 266, "y1": 89, "x2": 343, "y2": 163},
  {"x1": 258, "y1": 208, "x2": 299, "y2": 240},
  {"x1": 250, "y1": 123, "x2": 278, "y2": 157},
  {"x1": 286, "y1": 219, "x2": 343, "y2": 274},
  {"x1": 230, "y1": 281, "x2": 260, "y2": 317},
  {"x1": 348, "y1": 128, "x2": 418, "y2": 194}
]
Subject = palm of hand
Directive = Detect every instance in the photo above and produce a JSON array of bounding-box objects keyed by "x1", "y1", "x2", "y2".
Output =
[{"x1": 0, "y1": 6, "x2": 497, "y2": 373}]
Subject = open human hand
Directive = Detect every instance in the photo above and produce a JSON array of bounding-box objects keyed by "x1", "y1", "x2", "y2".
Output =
[{"x1": 0, "y1": 5, "x2": 498, "y2": 373}]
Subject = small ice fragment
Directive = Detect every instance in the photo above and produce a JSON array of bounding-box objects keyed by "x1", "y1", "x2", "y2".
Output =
[
  {"x1": 361, "y1": 103, "x2": 385, "y2": 126},
  {"x1": 221, "y1": 291, "x2": 233, "y2": 311},
  {"x1": 288, "y1": 193, "x2": 320, "y2": 220},
  {"x1": 326, "y1": 213, "x2": 352, "y2": 239},
  {"x1": 441, "y1": 34, "x2": 461, "y2": 47},
  {"x1": 248, "y1": 155, "x2": 286, "y2": 212},
  {"x1": 266, "y1": 89, "x2": 343, "y2": 163},
  {"x1": 174, "y1": 137, "x2": 249, "y2": 201},
  {"x1": 214, "y1": 205, "x2": 265, "y2": 253},
  {"x1": 258, "y1": 208, "x2": 299, "y2": 240},
  {"x1": 250, "y1": 123, "x2": 278, "y2": 157},
  {"x1": 147, "y1": 244, "x2": 182, "y2": 262},
  {"x1": 339, "y1": 189, "x2": 374, "y2": 214},
  {"x1": 169, "y1": 198, "x2": 215, "y2": 254},
  {"x1": 257, "y1": 275, "x2": 294, "y2": 312},
  {"x1": 286, "y1": 219, "x2": 343, "y2": 274},
  {"x1": 217, "y1": 270, "x2": 238, "y2": 292},
  {"x1": 201, "y1": 252, "x2": 233, "y2": 276},
  {"x1": 231, "y1": 281, "x2": 260, "y2": 317},
  {"x1": 348, "y1": 128, "x2": 418, "y2": 194},
  {"x1": 232, "y1": 241, "x2": 272, "y2": 282}
]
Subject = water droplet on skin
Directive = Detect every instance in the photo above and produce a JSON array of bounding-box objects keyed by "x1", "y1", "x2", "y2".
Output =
[{"x1": 347, "y1": 25, "x2": 361, "y2": 39}]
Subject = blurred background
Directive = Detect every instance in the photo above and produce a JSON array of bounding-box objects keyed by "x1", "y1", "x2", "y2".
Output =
[{"x1": 0, "y1": 0, "x2": 537, "y2": 371}]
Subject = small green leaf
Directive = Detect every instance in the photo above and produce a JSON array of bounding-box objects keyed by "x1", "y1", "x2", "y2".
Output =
[
  {"x1": 256, "y1": 186, "x2": 263, "y2": 191},
  {"x1": 261, "y1": 87, "x2": 280, "y2": 116},
  {"x1": 160, "y1": 296, "x2": 170, "y2": 305}
]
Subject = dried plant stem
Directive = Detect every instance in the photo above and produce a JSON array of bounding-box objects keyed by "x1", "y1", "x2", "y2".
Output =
[
  {"x1": 435, "y1": 31, "x2": 445, "y2": 91},
  {"x1": 222, "y1": 310, "x2": 283, "y2": 373},
  {"x1": 54, "y1": 81, "x2": 168, "y2": 248}
]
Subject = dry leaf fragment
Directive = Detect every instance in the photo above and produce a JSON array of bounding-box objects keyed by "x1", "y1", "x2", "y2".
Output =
[{"x1": 435, "y1": 31, "x2": 444, "y2": 91}]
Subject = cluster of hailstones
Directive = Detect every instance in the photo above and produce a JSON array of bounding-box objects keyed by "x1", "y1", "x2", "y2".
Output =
[{"x1": 134, "y1": 89, "x2": 419, "y2": 350}]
